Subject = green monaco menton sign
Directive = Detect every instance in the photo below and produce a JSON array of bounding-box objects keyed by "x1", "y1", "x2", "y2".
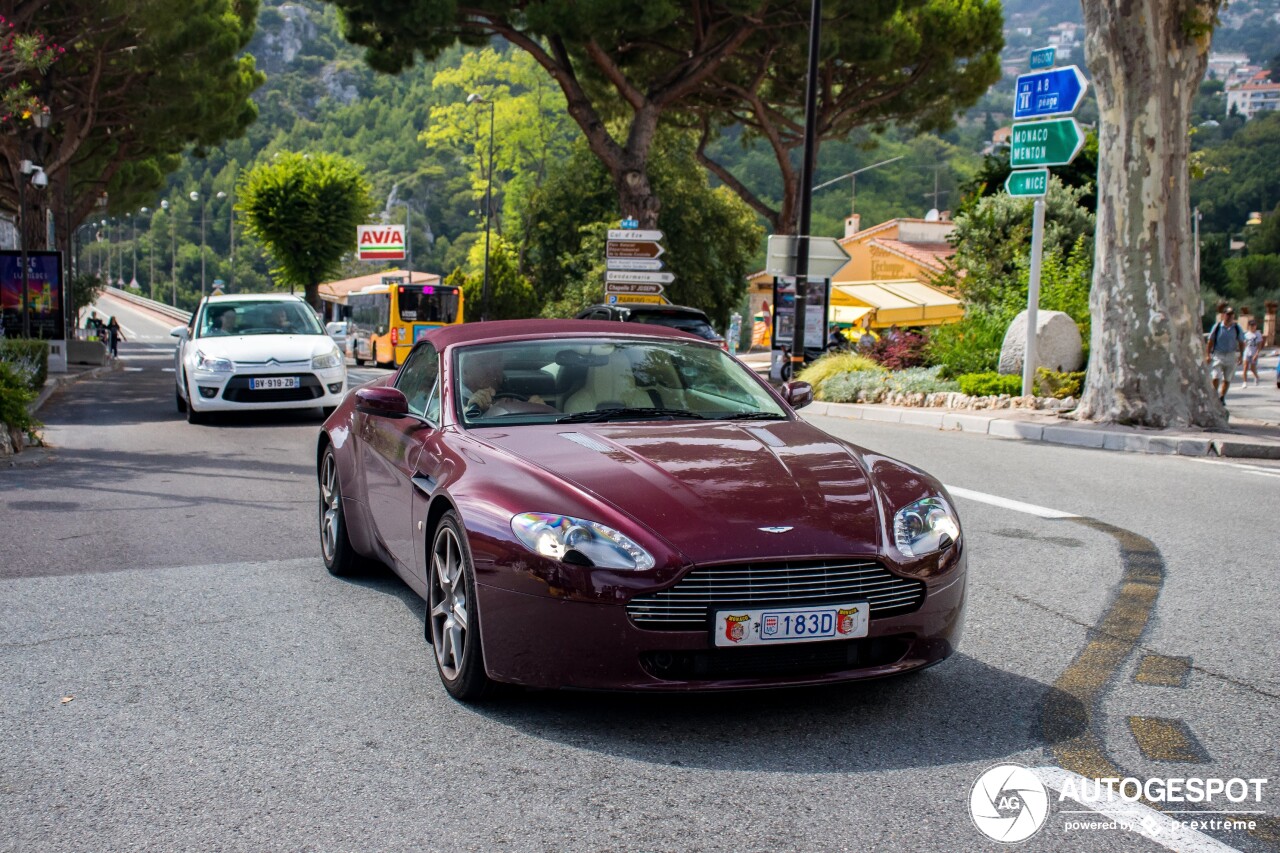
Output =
[
  {"x1": 1009, "y1": 118, "x2": 1085, "y2": 168},
  {"x1": 1005, "y1": 169, "x2": 1049, "y2": 197}
]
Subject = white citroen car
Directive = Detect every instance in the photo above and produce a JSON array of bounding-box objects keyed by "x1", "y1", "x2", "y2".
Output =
[{"x1": 172, "y1": 294, "x2": 347, "y2": 424}]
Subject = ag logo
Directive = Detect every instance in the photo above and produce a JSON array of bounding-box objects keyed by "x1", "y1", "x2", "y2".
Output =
[{"x1": 969, "y1": 764, "x2": 1049, "y2": 843}]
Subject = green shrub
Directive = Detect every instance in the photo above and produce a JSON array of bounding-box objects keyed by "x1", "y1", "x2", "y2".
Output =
[
  {"x1": 925, "y1": 310, "x2": 1008, "y2": 377},
  {"x1": 887, "y1": 366, "x2": 960, "y2": 395},
  {"x1": 957, "y1": 372, "x2": 1023, "y2": 396},
  {"x1": 0, "y1": 361, "x2": 39, "y2": 439},
  {"x1": 821, "y1": 370, "x2": 889, "y2": 403},
  {"x1": 1035, "y1": 368, "x2": 1085, "y2": 399},
  {"x1": 820, "y1": 366, "x2": 959, "y2": 403},
  {"x1": 796, "y1": 351, "x2": 884, "y2": 398},
  {"x1": 0, "y1": 339, "x2": 49, "y2": 393}
]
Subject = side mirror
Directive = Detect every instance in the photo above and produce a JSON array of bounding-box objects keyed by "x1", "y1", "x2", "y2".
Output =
[
  {"x1": 355, "y1": 386, "x2": 409, "y2": 418},
  {"x1": 781, "y1": 380, "x2": 813, "y2": 410},
  {"x1": 170, "y1": 326, "x2": 188, "y2": 339}
]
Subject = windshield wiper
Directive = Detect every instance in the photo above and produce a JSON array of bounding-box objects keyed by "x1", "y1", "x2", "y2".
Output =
[
  {"x1": 556, "y1": 407, "x2": 706, "y2": 423},
  {"x1": 720, "y1": 411, "x2": 788, "y2": 420}
]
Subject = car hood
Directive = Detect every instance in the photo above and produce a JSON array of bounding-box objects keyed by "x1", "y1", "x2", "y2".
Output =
[
  {"x1": 477, "y1": 420, "x2": 883, "y2": 564},
  {"x1": 188, "y1": 334, "x2": 338, "y2": 364}
]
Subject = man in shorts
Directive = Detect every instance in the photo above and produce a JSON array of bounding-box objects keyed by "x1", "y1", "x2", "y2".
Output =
[{"x1": 1205, "y1": 307, "x2": 1244, "y2": 403}]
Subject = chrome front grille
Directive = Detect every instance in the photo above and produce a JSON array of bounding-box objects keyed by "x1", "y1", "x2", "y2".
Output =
[{"x1": 627, "y1": 558, "x2": 926, "y2": 630}]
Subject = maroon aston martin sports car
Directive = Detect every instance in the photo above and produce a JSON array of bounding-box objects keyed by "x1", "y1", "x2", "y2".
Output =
[{"x1": 316, "y1": 320, "x2": 966, "y2": 701}]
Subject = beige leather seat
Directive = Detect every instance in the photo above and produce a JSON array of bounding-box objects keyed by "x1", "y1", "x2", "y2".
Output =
[
  {"x1": 629, "y1": 349, "x2": 687, "y2": 409},
  {"x1": 563, "y1": 350, "x2": 654, "y2": 413}
]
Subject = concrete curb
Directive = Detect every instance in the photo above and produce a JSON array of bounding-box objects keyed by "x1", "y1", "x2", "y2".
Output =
[
  {"x1": 806, "y1": 401, "x2": 1280, "y2": 460},
  {"x1": 29, "y1": 361, "x2": 123, "y2": 416}
]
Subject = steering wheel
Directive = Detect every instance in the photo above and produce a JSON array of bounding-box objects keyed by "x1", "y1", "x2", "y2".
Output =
[{"x1": 492, "y1": 391, "x2": 529, "y2": 402}]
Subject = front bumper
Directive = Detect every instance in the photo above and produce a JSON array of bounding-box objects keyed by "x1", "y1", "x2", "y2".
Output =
[
  {"x1": 475, "y1": 557, "x2": 966, "y2": 691},
  {"x1": 188, "y1": 366, "x2": 347, "y2": 411}
]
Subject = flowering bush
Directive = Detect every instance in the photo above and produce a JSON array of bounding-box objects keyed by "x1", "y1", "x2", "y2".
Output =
[{"x1": 868, "y1": 331, "x2": 928, "y2": 370}]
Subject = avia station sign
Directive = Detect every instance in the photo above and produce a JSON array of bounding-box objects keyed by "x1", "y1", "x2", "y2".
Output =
[{"x1": 357, "y1": 225, "x2": 406, "y2": 261}]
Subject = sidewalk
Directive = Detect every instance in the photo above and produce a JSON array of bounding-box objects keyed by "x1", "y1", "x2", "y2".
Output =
[
  {"x1": 30, "y1": 359, "x2": 121, "y2": 415},
  {"x1": 803, "y1": 400, "x2": 1280, "y2": 460}
]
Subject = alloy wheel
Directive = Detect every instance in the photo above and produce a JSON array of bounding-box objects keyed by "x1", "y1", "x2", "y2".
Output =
[
  {"x1": 429, "y1": 525, "x2": 469, "y2": 680},
  {"x1": 319, "y1": 452, "x2": 341, "y2": 562}
]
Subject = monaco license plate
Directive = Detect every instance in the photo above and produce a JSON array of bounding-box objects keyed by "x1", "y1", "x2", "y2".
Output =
[
  {"x1": 713, "y1": 601, "x2": 869, "y2": 647},
  {"x1": 250, "y1": 376, "x2": 300, "y2": 390}
]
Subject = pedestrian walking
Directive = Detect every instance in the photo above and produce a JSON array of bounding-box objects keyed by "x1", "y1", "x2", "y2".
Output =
[
  {"x1": 1241, "y1": 319, "x2": 1262, "y2": 387},
  {"x1": 1205, "y1": 307, "x2": 1244, "y2": 403},
  {"x1": 105, "y1": 316, "x2": 125, "y2": 359}
]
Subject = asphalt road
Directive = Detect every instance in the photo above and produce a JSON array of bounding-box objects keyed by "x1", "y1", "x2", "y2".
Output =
[{"x1": 1, "y1": 321, "x2": 1276, "y2": 852}]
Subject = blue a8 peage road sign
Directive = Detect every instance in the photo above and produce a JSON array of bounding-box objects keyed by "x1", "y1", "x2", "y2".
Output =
[{"x1": 1013, "y1": 65, "x2": 1088, "y2": 120}]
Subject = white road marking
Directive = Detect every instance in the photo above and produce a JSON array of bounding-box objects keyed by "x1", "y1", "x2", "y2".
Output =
[
  {"x1": 1033, "y1": 766, "x2": 1244, "y2": 853},
  {"x1": 943, "y1": 485, "x2": 1078, "y2": 519},
  {"x1": 1184, "y1": 457, "x2": 1280, "y2": 476}
]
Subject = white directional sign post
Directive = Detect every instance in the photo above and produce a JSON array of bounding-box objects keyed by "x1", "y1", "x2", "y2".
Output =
[
  {"x1": 607, "y1": 257, "x2": 664, "y2": 271},
  {"x1": 764, "y1": 235, "x2": 851, "y2": 278},
  {"x1": 605, "y1": 270, "x2": 676, "y2": 285},
  {"x1": 606, "y1": 223, "x2": 671, "y2": 301}
]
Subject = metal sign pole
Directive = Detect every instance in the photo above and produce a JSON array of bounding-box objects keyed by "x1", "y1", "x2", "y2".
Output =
[
  {"x1": 790, "y1": 0, "x2": 823, "y2": 374},
  {"x1": 1022, "y1": 197, "x2": 1046, "y2": 396}
]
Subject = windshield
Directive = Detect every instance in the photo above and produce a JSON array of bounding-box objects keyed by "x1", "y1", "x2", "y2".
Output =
[
  {"x1": 451, "y1": 338, "x2": 787, "y2": 428},
  {"x1": 196, "y1": 300, "x2": 325, "y2": 338}
]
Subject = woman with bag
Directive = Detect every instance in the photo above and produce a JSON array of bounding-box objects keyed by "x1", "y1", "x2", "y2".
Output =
[{"x1": 105, "y1": 316, "x2": 126, "y2": 359}]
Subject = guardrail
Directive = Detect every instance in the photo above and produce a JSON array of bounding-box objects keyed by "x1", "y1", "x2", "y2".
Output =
[{"x1": 103, "y1": 286, "x2": 192, "y2": 324}]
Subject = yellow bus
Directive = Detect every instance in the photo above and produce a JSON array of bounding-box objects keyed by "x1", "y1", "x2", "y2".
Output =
[{"x1": 348, "y1": 278, "x2": 464, "y2": 367}]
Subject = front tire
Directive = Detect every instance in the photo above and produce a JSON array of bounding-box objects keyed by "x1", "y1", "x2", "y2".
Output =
[
  {"x1": 319, "y1": 445, "x2": 362, "y2": 577},
  {"x1": 428, "y1": 512, "x2": 493, "y2": 702},
  {"x1": 175, "y1": 384, "x2": 187, "y2": 414}
]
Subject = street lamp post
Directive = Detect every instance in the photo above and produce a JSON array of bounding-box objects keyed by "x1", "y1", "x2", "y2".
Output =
[
  {"x1": 191, "y1": 190, "x2": 206, "y2": 298},
  {"x1": 128, "y1": 212, "x2": 137, "y2": 288},
  {"x1": 160, "y1": 200, "x2": 177, "y2": 305},
  {"x1": 467, "y1": 92, "x2": 496, "y2": 322},
  {"x1": 141, "y1": 207, "x2": 155, "y2": 299},
  {"x1": 217, "y1": 191, "x2": 232, "y2": 291}
]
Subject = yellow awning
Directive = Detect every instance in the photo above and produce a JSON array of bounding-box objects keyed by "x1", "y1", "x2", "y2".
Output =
[
  {"x1": 830, "y1": 305, "x2": 873, "y2": 325},
  {"x1": 829, "y1": 280, "x2": 963, "y2": 328}
]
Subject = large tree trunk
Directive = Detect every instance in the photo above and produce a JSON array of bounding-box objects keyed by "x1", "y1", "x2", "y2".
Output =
[{"x1": 1077, "y1": 0, "x2": 1224, "y2": 428}]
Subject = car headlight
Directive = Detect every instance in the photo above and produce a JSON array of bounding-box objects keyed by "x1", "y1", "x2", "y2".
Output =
[
  {"x1": 194, "y1": 350, "x2": 234, "y2": 373},
  {"x1": 511, "y1": 512, "x2": 655, "y2": 570},
  {"x1": 893, "y1": 496, "x2": 960, "y2": 558},
  {"x1": 311, "y1": 349, "x2": 343, "y2": 370}
]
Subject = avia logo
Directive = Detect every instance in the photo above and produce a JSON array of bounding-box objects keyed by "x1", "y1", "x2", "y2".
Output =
[
  {"x1": 357, "y1": 225, "x2": 406, "y2": 260},
  {"x1": 758, "y1": 526, "x2": 793, "y2": 534}
]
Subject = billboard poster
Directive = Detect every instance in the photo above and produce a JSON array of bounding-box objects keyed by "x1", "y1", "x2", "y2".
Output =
[{"x1": 0, "y1": 251, "x2": 65, "y2": 342}]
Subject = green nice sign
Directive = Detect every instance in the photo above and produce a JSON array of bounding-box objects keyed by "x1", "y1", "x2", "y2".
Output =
[
  {"x1": 1009, "y1": 118, "x2": 1085, "y2": 168},
  {"x1": 1004, "y1": 169, "x2": 1049, "y2": 197}
]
